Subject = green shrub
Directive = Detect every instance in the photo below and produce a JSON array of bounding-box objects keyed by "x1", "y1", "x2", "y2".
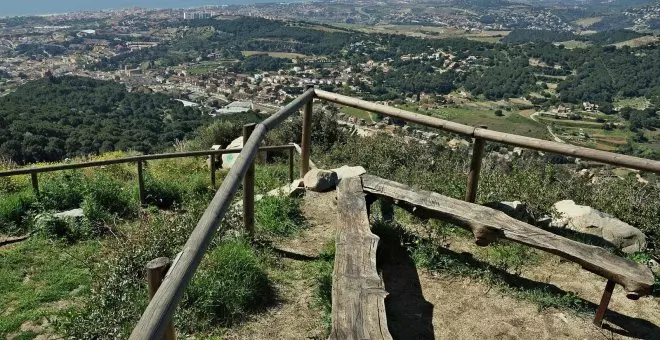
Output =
[
  {"x1": 39, "y1": 171, "x2": 85, "y2": 211},
  {"x1": 82, "y1": 173, "x2": 136, "y2": 227},
  {"x1": 184, "y1": 240, "x2": 273, "y2": 327},
  {"x1": 143, "y1": 173, "x2": 183, "y2": 209},
  {"x1": 57, "y1": 201, "x2": 242, "y2": 339},
  {"x1": 0, "y1": 190, "x2": 36, "y2": 234},
  {"x1": 255, "y1": 196, "x2": 307, "y2": 237}
]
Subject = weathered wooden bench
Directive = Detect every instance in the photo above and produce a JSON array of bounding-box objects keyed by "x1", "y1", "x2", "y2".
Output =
[
  {"x1": 360, "y1": 174, "x2": 655, "y2": 326},
  {"x1": 330, "y1": 177, "x2": 393, "y2": 340}
]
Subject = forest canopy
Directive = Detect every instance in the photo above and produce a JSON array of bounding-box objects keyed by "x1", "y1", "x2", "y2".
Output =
[{"x1": 0, "y1": 76, "x2": 211, "y2": 164}]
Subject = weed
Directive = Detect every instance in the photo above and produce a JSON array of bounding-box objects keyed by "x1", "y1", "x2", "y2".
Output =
[
  {"x1": 477, "y1": 241, "x2": 539, "y2": 275},
  {"x1": 82, "y1": 172, "x2": 136, "y2": 228},
  {"x1": 311, "y1": 241, "x2": 335, "y2": 335},
  {"x1": 143, "y1": 172, "x2": 183, "y2": 209}
]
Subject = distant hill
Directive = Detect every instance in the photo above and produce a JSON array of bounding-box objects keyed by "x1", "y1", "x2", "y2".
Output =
[{"x1": 0, "y1": 76, "x2": 210, "y2": 164}]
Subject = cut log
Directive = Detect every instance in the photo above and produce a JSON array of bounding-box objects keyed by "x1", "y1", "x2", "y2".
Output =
[
  {"x1": 330, "y1": 177, "x2": 392, "y2": 340},
  {"x1": 361, "y1": 175, "x2": 655, "y2": 297}
]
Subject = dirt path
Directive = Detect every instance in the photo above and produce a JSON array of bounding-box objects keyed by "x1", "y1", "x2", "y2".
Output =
[{"x1": 222, "y1": 191, "x2": 338, "y2": 340}]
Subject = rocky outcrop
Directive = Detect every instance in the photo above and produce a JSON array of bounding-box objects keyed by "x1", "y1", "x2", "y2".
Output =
[{"x1": 551, "y1": 200, "x2": 646, "y2": 253}]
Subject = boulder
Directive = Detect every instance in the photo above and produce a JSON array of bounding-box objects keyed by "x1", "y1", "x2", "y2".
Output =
[
  {"x1": 332, "y1": 165, "x2": 366, "y2": 182},
  {"x1": 551, "y1": 200, "x2": 646, "y2": 253},
  {"x1": 303, "y1": 169, "x2": 338, "y2": 192},
  {"x1": 486, "y1": 200, "x2": 534, "y2": 224},
  {"x1": 221, "y1": 137, "x2": 244, "y2": 169}
]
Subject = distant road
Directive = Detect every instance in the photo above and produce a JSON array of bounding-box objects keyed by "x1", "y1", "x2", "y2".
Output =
[{"x1": 530, "y1": 112, "x2": 565, "y2": 143}]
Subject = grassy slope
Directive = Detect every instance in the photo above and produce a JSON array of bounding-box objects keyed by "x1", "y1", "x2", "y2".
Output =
[
  {"x1": 0, "y1": 239, "x2": 98, "y2": 339},
  {"x1": 0, "y1": 148, "x2": 298, "y2": 338}
]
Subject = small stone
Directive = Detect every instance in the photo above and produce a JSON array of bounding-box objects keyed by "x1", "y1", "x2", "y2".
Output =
[
  {"x1": 649, "y1": 259, "x2": 660, "y2": 276},
  {"x1": 303, "y1": 169, "x2": 338, "y2": 192}
]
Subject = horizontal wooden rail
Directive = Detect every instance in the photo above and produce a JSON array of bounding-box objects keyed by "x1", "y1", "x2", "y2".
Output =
[
  {"x1": 314, "y1": 89, "x2": 660, "y2": 173},
  {"x1": 129, "y1": 89, "x2": 314, "y2": 339},
  {"x1": 0, "y1": 145, "x2": 295, "y2": 177}
]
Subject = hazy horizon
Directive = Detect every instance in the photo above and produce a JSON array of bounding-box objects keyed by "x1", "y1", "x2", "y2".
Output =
[{"x1": 1, "y1": 0, "x2": 295, "y2": 17}]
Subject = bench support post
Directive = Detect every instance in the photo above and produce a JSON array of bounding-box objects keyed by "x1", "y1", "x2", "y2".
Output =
[{"x1": 593, "y1": 279, "x2": 615, "y2": 327}]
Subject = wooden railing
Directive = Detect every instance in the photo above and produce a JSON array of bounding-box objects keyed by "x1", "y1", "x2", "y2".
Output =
[
  {"x1": 0, "y1": 145, "x2": 297, "y2": 206},
  {"x1": 117, "y1": 87, "x2": 659, "y2": 339},
  {"x1": 128, "y1": 87, "x2": 316, "y2": 339}
]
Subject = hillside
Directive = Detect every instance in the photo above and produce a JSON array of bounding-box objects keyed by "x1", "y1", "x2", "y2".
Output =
[{"x1": 0, "y1": 76, "x2": 211, "y2": 164}]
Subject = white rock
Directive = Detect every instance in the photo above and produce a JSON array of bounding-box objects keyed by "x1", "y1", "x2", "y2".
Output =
[
  {"x1": 221, "y1": 137, "x2": 244, "y2": 169},
  {"x1": 552, "y1": 200, "x2": 646, "y2": 253},
  {"x1": 303, "y1": 169, "x2": 338, "y2": 192},
  {"x1": 53, "y1": 208, "x2": 84, "y2": 219},
  {"x1": 266, "y1": 179, "x2": 305, "y2": 198},
  {"x1": 332, "y1": 165, "x2": 366, "y2": 182},
  {"x1": 649, "y1": 259, "x2": 659, "y2": 276}
]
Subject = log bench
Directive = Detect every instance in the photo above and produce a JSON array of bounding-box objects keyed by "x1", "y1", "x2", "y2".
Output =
[
  {"x1": 329, "y1": 177, "x2": 393, "y2": 340},
  {"x1": 360, "y1": 174, "x2": 655, "y2": 326}
]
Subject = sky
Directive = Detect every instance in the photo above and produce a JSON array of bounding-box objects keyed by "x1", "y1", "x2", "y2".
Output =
[{"x1": 1, "y1": 0, "x2": 286, "y2": 17}]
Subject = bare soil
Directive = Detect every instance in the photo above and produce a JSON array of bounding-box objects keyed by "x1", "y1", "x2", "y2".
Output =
[{"x1": 399, "y1": 235, "x2": 660, "y2": 340}]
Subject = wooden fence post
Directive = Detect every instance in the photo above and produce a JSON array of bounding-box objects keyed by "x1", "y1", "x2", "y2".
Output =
[
  {"x1": 243, "y1": 123, "x2": 256, "y2": 237},
  {"x1": 146, "y1": 258, "x2": 176, "y2": 340},
  {"x1": 300, "y1": 84, "x2": 314, "y2": 178},
  {"x1": 137, "y1": 160, "x2": 146, "y2": 206},
  {"x1": 465, "y1": 126, "x2": 487, "y2": 203},
  {"x1": 288, "y1": 146, "x2": 294, "y2": 183},
  {"x1": 30, "y1": 172, "x2": 39, "y2": 197},
  {"x1": 209, "y1": 154, "x2": 216, "y2": 189}
]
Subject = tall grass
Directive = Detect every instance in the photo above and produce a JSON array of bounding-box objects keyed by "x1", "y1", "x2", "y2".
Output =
[
  {"x1": 0, "y1": 189, "x2": 36, "y2": 234},
  {"x1": 255, "y1": 196, "x2": 308, "y2": 237},
  {"x1": 182, "y1": 240, "x2": 274, "y2": 330}
]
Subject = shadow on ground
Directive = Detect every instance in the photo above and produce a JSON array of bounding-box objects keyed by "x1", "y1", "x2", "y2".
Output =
[
  {"x1": 377, "y1": 225, "x2": 435, "y2": 340},
  {"x1": 373, "y1": 219, "x2": 660, "y2": 340}
]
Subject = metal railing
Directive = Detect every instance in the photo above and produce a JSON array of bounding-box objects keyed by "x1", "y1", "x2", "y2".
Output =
[{"x1": 123, "y1": 86, "x2": 659, "y2": 339}]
